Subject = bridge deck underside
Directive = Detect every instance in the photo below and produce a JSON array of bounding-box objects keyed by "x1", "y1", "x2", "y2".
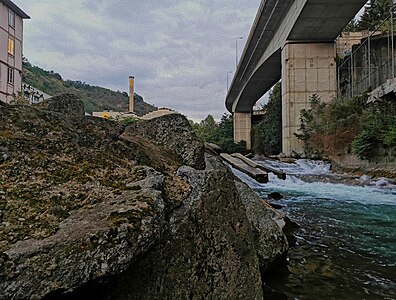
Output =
[
  {"x1": 226, "y1": 0, "x2": 368, "y2": 113},
  {"x1": 226, "y1": 0, "x2": 293, "y2": 112},
  {"x1": 233, "y1": 50, "x2": 281, "y2": 112},
  {"x1": 289, "y1": 0, "x2": 370, "y2": 41}
]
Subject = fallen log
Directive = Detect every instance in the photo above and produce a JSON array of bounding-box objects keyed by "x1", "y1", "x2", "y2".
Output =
[
  {"x1": 231, "y1": 153, "x2": 286, "y2": 180},
  {"x1": 220, "y1": 153, "x2": 268, "y2": 183}
]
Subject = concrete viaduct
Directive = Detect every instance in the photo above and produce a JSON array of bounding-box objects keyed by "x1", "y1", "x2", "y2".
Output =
[{"x1": 226, "y1": 0, "x2": 367, "y2": 155}]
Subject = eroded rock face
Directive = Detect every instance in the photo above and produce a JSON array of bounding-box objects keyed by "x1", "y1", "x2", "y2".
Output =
[
  {"x1": 113, "y1": 155, "x2": 263, "y2": 300},
  {"x1": 35, "y1": 93, "x2": 85, "y2": 118},
  {"x1": 235, "y1": 181, "x2": 288, "y2": 273},
  {"x1": 0, "y1": 99, "x2": 288, "y2": 299},
  {"x1": 126, "y1": 114, "x2": 205, "y2": 170},
  {"x1": 61, "y1": 155, "x2": 264, "y2": 300},
  {"x1": 1, "y1": 168, "x2": 165, "y2": 299}
]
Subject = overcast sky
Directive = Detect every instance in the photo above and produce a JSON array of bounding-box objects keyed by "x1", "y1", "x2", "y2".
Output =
[{"x1": 15, "y1": 0, "x2": 262, "y2": 121}]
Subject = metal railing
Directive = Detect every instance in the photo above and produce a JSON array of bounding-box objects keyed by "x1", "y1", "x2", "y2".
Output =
[{"x1": 338, "y1": 4, "x2": 396, "y2": 99}]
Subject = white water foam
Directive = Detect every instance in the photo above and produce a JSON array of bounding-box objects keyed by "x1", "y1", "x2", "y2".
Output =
[
  {"x1": 372, "y1": 178, "x2": 396, "y2": 189},
  {"x1": 231, "y1": 160, "x2": 396, "y2": 206},
  {"x1": 255, "y1": 158, "x2": 332, "y2": 175}
]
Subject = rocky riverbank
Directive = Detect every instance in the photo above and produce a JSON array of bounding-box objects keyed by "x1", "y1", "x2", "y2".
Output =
[
  {"x1": 0, "y1": 95, "x2": 288, "y2": 299},
  {"x1": 331, "y1": 160, "x2": 396, "y2": 181}
]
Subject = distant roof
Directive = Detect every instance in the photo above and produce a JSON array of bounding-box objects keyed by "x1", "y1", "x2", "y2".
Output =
[{"x1": 0, "y1": 0, "x2": 30, "y2": 19}]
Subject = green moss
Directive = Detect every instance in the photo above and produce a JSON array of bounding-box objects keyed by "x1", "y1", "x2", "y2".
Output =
[
  {"x1": 50, "y1": 208, "x2": 70, "y2": 219},
  {"x1": 75, "y1": 238, "x2": 100, "y2": 252},
  {"x1": 0, "y1": 130, "x2": 14, "y2": 138},
  {"x1": 0, "y1": 101, "x2": 183, "y2": 250},
  {"x1": 108, "y1": 203, "x2": 153, "y2": 228}
]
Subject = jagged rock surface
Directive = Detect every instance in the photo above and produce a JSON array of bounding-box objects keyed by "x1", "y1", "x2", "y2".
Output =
[
  {"x1": 126, "y1": 114, "x2": 205, "y2": 170},
  {"x1": 235, "y1": 181, "x2": 288, "y2": 273},
  {"x1": 35, "y1": 93, "x2": 85, "y2": 118},
  {"x1": 0, "y1": 95, "x2": 288, "y2": 299},
  {"x1": 2, "y1": 168, "x2": 165, "y2": 299}
]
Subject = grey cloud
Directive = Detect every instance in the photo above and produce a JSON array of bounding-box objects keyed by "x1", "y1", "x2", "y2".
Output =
[{"x1": 17, "y1": 0, "x2": 261, "y2": 119}]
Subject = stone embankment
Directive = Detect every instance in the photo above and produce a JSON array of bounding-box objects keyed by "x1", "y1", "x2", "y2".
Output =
[
  {"x1": 330, "y1": 154, "x2": 396, "y2": 180},
  {"x1": 0, "y1": 94, "x2": 288, "y2": 299}
]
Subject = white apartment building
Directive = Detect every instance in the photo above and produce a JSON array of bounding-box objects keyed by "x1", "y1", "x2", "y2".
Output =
[{"x1": 0, "y1": 0, "x2": 29, "y2": 103}]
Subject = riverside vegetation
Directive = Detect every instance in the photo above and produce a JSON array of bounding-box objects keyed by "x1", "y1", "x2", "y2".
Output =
[
  {"x1": 0, "y1": 95, "x2": 289, "y2": 299},
  {"x1": 192, "y1": 0, "x2": 396, "y2": 171},
  {"x1": 296, "y1": 93, "x2": 396, "y2": 177},
  {"x1": 296, "y1": 93, "x2": 396, "y2": 159},
  {"x1": 191, "y1": 82, "x2": 282, "y2": 156},
  {"x1": 194, "y1": 80, "x2": 395, "y2": 178},
  {"x1": 190, "y1": 114, "x2": 247, "y2": 154}
]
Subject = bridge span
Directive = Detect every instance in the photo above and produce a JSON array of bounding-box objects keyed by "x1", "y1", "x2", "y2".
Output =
[{"x1": 226, "y1": 0, "x2": 367, "y2": 155}]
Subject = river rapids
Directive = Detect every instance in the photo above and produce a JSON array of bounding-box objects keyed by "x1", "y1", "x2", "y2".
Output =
[{"x1": 231, "y1": 159, "x2": 396, "y2": 299}]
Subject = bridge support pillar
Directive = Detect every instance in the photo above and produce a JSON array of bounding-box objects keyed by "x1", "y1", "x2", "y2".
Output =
[
  {"x1": 233, "y1": 112, "x2": 251, "y2": 150},
  {"x1": 281, "y1": 42, "x2": 336, "y2": 156}
]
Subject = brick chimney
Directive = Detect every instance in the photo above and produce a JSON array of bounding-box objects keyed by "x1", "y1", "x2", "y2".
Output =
[{"x1": 129, "y1": 76, "x2": 134, "y2": 112}]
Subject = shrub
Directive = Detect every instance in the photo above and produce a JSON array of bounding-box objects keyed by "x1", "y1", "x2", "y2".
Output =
[
  {"x1": 120, "y1": 117, "x2": 139, "y2": 126},
  {"x1": 296, "y1": 93, "x2": 368, "y2": 158},
  {"x1": 352, "y1": 102, "x2": 396, "y2": 159},
  {"x1": 191, "y1": 114, "x2": 248, "y2": 154},
  {"x1": 296, "y1": 91, "x2": 396, "y2": 160},
  {"x1": 252, "y1": 82, "x2": 282, "y2": 155}
]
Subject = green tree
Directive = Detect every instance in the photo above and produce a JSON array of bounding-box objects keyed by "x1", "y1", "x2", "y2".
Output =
[
  {"x1": 252, "y1": 82, "x2": 282, "y2": 155},
  {"x1": 357, "y1": 0, "x2": 394, "y2": 30},
  {"x1": 352, "y1": 100, "x2": 396, "y2": 159},
  {"x1": 191, "y1": 114, "x2": 247, "y2": 153},
  {"x1": 10, "y1": 91, "x2": 29, "y2": 105},
  {"x1": 212, "y1": 114, "x2": 247, "y2": 153},
  {"x1": 293, "y1": 90, "x2": 396, "y2": 161},
  {"x1": 195, "y1": 115, "x2": 217, "y2": 141},
  {"x1": 295, "y1": 93, "x2": 369, "y2": 157},
  {"x1": 22, "y1": 60, "x2": 157, "y2": 114},
  {"x1": 344, "y1": 19, "x2": 359, "y2": 32}
]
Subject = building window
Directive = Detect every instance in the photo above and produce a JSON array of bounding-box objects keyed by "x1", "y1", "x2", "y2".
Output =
[
  {"x1": 8, "y1": 37, "x2": 15, "y2": 56},
  {"x1": 7, "y1": 67, "x2": 14, "y2": 85},
  {"x1": 8, "y1": 10, "x2": 15, "y2": 28}
]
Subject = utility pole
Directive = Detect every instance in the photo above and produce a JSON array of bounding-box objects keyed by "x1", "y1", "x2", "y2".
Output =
[
  {"x1": 351, "y1": 53, "x2": 354, "y2": 97},
  {"x1": 368, "y1": 29, "x2": 371, "y2": 87},
  {"x1": 391, "y1": 5, "x2": 395, "y2": 78}
]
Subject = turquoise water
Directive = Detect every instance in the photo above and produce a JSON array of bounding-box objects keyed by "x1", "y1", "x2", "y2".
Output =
[{"x1": 231, "y1": 160, "x2": 396, "y2": 299}]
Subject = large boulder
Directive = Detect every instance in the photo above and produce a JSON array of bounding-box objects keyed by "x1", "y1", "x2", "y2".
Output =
[
  {"x1": 235, "y1": 181, "x2": 288, "y2": 273},
  {"x1": 1, "y1": 168, "x2": 165, "y2": 299},
  {"x1": 0, "y1": 104, "x2": 288, "y2": 299},
  {"x1": 60, "y1": 154, "x2": 264, "y2": 299},
  {"x1": 126, "y1": 114, "x2": 205, "y2": 170}
]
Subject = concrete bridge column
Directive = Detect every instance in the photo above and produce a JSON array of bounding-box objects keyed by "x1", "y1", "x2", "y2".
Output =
[
  {"x1": 281, "y1": 42, "x2": 336, "y2": 156},
  {"x1": 233, "y1": 112, "x2": 251, "y2": 150}
]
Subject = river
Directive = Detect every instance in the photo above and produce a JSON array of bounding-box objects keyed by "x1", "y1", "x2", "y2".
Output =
[{"x1": 231, "y1": 159, "x2": 396, "y2": 300}]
